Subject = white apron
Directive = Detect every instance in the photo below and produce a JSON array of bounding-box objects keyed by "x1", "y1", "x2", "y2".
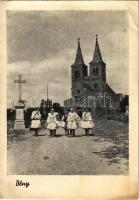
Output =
[
  {"x1": 30, "y1": 111, "x2": 41, "y2": 129},
  {"x1": 67, "y1": 112, "x2": 79, "y2": 130},
  {"x1": 80, "y1": 112, "x2": 95, "y2": 129},
  {"x1": 46, "y1": 113, "x2": 58, "y2": 130}
]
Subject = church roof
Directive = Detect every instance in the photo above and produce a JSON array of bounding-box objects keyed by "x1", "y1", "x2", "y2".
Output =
[
  {"x1": 106, "y1": 83, "x2": 115, "y2": 94},
  {"x1": 73, "y1": 38, "x2": 85, "y2": 65},
  {"x1": 90, "y1": 35, "x2": 105, "y2": 64}
]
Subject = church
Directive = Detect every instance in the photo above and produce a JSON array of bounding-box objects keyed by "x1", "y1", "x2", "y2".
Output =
[{"x1": 64, "y1": 35, "x2": 123, "y2": 114}]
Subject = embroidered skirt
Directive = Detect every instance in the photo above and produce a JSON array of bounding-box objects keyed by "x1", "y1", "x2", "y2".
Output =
[
  {"x1": 67, "y1": 121, "x2": 77, "y2": 129},
  {"x1": 56, "y1": 121, "x2": 65, "y2": 128},
  {"x1": 47, "y1": 122, "x2": 57, "y2": 130},
  {"x1": 80, "y1": 120, "x2": 95, "y2": 129},
  {"x1": 30, "y1": 120, "x2": 41, "y2": 129}
]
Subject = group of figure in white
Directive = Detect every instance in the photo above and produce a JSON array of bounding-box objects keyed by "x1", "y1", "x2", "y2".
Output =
[{"x1": 31, "y1": 107, "x2": 95, "y2": 137}]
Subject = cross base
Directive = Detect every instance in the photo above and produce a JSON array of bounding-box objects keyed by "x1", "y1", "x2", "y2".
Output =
[
  {"x1": 14, "y1": 101, "x2": 26, "y2": 133},
  {"x1": 14, "y1": 120, "x2": 25, "y2": 132}
]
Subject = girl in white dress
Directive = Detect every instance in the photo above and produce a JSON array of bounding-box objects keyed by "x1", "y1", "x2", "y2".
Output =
[
  {"x1": 67, "y1": 108, "x2": 80, "y2": 137},
  {"x1": 80, "y1": 107, "x2": 95, "y2": 136},
  {"x1": 46, "y1": 108, "x2": 58, "y2": 137},
  {"x1": 30, "y1": 108, "x2": 41, "y2": 136}
]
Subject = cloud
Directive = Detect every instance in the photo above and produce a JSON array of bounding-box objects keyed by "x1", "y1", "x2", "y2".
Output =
[
  {"x1": 7, "y1": 10, "x2": 129, "y2": 107},
  {"x1": 7, "y1": 53, "x2": 72, "y2": 107},
  {"x1": 7, "y1": 10, "x2": 128, "y2": 63}
]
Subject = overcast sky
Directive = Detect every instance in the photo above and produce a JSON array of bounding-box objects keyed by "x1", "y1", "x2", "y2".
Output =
[{"x1": 7, "y1": 10, "x2": 128, "y2": 107}]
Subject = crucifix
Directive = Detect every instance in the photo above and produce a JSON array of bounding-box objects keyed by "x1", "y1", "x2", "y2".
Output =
[{"x1": 14, "y1": 75, "x2": 27, "y2": 102}]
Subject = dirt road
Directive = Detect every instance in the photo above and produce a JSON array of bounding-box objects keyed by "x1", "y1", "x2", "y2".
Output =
[{"x1": 7, "y1": 119, "x2": 128, "y2": 175}]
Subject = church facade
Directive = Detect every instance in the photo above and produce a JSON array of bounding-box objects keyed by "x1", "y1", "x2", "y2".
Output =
[{"x1": 64, "y1": 36, "x2": 123, "y2": 114}]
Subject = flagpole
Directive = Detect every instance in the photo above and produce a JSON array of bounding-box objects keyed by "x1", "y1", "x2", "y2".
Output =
[{"x1": 13, "y1": 99, "x2": 14, "y2": 108}]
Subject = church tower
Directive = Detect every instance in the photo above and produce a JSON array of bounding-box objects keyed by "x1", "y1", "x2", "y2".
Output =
[
  {"x1": 89, "y1": 35, "x2": 106, "y2": 94},
  {"x1": 71, "y1": 38, "x2": 88, "y2": 97}
]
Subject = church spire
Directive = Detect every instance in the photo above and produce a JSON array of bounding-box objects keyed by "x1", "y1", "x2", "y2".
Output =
[
  {"x1": 91, "y1": 35, "x2": 104, "y2": 63},
  {"x1": 74, "y1": 38, "x2": 84, "y2": 65}
]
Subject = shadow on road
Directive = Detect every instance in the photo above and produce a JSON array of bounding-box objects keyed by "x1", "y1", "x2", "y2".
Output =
[
  {"x1": 94, "y1": 145, "x2": 128, "y2": 159},
  {"x1": 93, "y1": 144, "x2": 129, "y2": 167}
]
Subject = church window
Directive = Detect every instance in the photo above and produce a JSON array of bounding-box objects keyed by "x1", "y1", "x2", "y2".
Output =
[
  {"x1": 75, "y1": 70, "x2": 80, "y2": 79},
  {"x1": 94, "y1": 83, "x2": 99, "y2": 89},
  {"x1": 93, "y1": 67, "x2": 98, "y2": 76},
  {"x1": 77, "y1": 90, "x2": 80, "y2": 94}
]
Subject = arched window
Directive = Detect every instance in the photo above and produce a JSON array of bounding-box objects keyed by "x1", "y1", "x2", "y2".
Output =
[
  {"x1": 75, "y1": 70, "x2": 80, "y2": 79},
  {"x1": 77, "y1": 90, "x2": 80, "y2": 94},
  {"x1": 94, "y1": 83, "x2": 99, "y2": 89},
  {"x1": 93, "y1": 67, "x2": 98, "y2": 76}
]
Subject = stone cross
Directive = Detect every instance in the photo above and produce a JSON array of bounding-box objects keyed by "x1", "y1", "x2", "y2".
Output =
[
  {"x1": 14, "y1": 75, "x2": 27, "y2": 101},
  {"x1": 14, "y1": 75, "x2": 27, "y2": 133}
]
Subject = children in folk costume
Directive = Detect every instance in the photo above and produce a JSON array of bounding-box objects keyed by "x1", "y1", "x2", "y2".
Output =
[
  {"x1": 30, "y1": 108, "x2": 41, "y2": 136},
  {"x1": 67, "y1": 108, "x2": 80, "y2": 137},
  {"x1": 80, "y1": 107, "x2": 95, "y2": 136},
  {"x1": 62, "y1": 110, "x2": 69, "y2": 136},
  {"x1": 55, "y1": 113, "x2": 65, "y2": 128},
  {"x1": 46, "y1": 108, "x2": 58, "y2": 137}
]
